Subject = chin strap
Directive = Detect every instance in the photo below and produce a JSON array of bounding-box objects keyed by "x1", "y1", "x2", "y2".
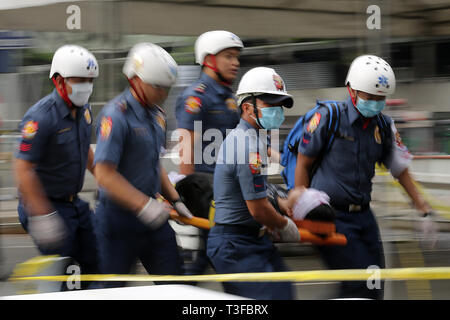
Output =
[
  {"x1": 203, "y1": 55, "x2": 232, "y2": 86},
  {"x1": 52, "y1": 77, "x2": 72, "y2": 107}
]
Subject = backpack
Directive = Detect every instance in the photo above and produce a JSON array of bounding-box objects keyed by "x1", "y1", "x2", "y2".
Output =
[{"x1": 280, "y1": 100, "x2": 392, "y2": 190}]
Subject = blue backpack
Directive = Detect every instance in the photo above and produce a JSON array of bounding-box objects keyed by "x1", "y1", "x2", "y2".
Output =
[
  {"x1": 280, "y1": 100, "x2": 342, "y2": 190},
  {"x1": 280, "y1": 100, "x2": 393, "y2": 190}
]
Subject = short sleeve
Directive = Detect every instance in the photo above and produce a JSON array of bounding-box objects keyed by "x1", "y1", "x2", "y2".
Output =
[
  {"x1": 94, "y1": 109, "x2": 127, "y2": 166},
  {"x1": 15, "y1": 112, "x2": 52, "y2": 163},
  {"x1": 236, "y1": 151, "x2": 267, "y2": 201},
  {"x1": 297, "y1": 108, "x2": 329, "y2": 158},
  {"x1": 385, "y1": 121, "x2": 412, "y2": 178},
  {"x1": 175, "y1": 92, "x2": 205, "y2": 131}
]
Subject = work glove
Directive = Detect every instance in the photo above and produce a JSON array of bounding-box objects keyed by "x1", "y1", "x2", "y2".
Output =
[
  {"x1": 28, "y1": 211, "x2": 68, "y2": 250},
  {"x1": 137, "y1": 197, "x2": 171, "y2": 230},
  {"x1": 417, "y1": 211, "x2": 438, "y2": 248},
  {"x1": 276, "y1": 217, "x2": 300, "y2": 243},
  {"x1": 172, "y1": 198, "x2": 193, "y2": 219}
]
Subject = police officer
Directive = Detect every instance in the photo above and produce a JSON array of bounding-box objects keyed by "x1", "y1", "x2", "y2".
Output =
[
  {"x1": 14, "y1": 45, "x2": 100, "y2": 288},
  {"x1": 175, "y1": 30, "x2": 243, "y2": 275},
  {"x1": 207, "y1": 67, "x2": 299, "y2": 300},
  {"x1": 94, "y1": 43, "x2": 193, "y2": 287},
  {"x1": 294, "y1": 54, "x2": 438, "y2": 299},
  {"x1": 176, "y1": 30, "x2": 243, "y2": 175}
]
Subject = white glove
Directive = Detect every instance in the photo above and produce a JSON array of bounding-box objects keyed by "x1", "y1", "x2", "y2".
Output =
[
  {"x1": 276, "y1": 217, "x2": 300, "y2": 243},
  {"x1": 172, "y1": 199, "x2": 193, "y2": 219},
  {"x1": 137, "y1": 198, "x2": 171, "y2": 230},
  {"x1": 417, "y1": 212, "x2": 438, "y2": 248},
  {"x1": 28, "y1": 211, "x2": 67, "y2": 249}
]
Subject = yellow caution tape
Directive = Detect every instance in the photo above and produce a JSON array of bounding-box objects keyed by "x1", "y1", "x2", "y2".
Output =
[{"x1": 8, "y1": 267, "x2": 450, "y2": 283}]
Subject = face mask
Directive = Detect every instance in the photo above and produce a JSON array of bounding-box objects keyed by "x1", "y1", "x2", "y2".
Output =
[
  {"x1": 253, "y1": 106, "x2": 285, "y2": 130},
  {"x1": 356, "y1": 97, "x2": 386, "y2": 118},
  {"x1": 67, "y1": 82, "x2": 93, "y2": 107}
]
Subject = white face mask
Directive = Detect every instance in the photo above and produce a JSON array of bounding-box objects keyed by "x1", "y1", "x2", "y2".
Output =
[{"x1": 67, "y1": 82, "x2": 93, "y2": 107}]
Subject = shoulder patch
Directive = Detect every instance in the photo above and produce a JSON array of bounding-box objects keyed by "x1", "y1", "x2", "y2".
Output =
[
  {"x1": 249, "y1": 152, "x2": 262, "y2": 175},
  {"x1": 22, "y1": 120, "x2": 39, "y2": 140},
  {"x1": 100, "y1": 116, "x2": 113, "y2": 140},
  {"x1": 84, "y1": 108, "x2": 92, "y2": 125},
  {"x1": 306, "y1": 112, "x2": 321, "y2": 133},
  {"x1": 184, "y1": 96, "x2": 202, "y2": 114},
  {"x1": 226, "y1": 97, "x2": 238, "y2": 112},
  {"x1": 194, "y1": 83, "x2": 207, "y2": 94}
]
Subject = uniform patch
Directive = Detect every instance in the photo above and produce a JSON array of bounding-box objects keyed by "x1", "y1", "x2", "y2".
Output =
[
  {"x1": 184, "y1": 96, "x2": 202, "y2": 114},
  {"x1": 249, "y1": 152, "x2": 262, "y2": 175},
  {"x1": 22, "y1": 120, "x2": 38, "y2": 139},
  {"x1": 100, "y1": 116, "x2": 113, "y2": 140},
  {"x1": 19, "y1": 142, "x2": 31, "y2": 152},
  {"x1": 84, "y1": 109, "x2": 92, "y2": 125},
  {"x1": 395, "y1": 131, "x2": 405, "y2": 148},
  {"x1": 306, "y1": 112, "x2": 321, "y2": 133},
  {"x1": 194, "y1": 83, "x2": 207, "y2": 93},
  {"x1": 300, "y1": 132, "x2": 311, "y2": 148},
  {"x1": 253, "y1": 175, "x2": 266, "y2": 193},
  {"x1": 225, "y1": 98, "x2": 238, "y2": 112},
  {"x1": 155, "y1": 112, "x2": 166, "y2": 130},
  {"x1": 374, "y1": 126, "x2": 382, "y2": 144},
  {"x1": 273, "y1": 74, "x2": 285, "y2": 91}
]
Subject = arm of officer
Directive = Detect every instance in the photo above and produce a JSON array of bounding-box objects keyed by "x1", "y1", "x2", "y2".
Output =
[
  {"x1": 95, "y1": 162, "x2": 148, "y2": 213},
  {"x1": 246, "y1": 198, "x2": 287, "y2": 230},
  {"x1": 87, "y1": 147, "x2": 95, "y2": 177},
  {"x1": 396, "y1": 168, "x2": 432, "y2": 214},
  {"x1": 13, "y1": 158, "x2": 53, "y2": 216},
  {"x1": 160, "y1": 164, "x2": 193, "y2": 218},
  {"x1": 178, "y1": 128, "x2": 195, "y2": 175},
  {"x1": 294, "y1": 153, "x2": 316, "y2": 188}
]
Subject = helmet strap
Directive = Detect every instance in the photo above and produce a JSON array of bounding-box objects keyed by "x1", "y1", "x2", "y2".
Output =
[
  {"x1": 347, "y1": 85, "x2": 357, "y2": 107},
  {"x1": 251, "y1": 94, "x2": 264, "y2": 129},
  {"x1": 203, "y1": 55, "x2": 231, "y2": 86},
  {"x1": 127, "y1": 77, "x2": 149, "y2": 108},
  {"x1": 52, "y1": 77, "x2": 73, "y2": 108}
]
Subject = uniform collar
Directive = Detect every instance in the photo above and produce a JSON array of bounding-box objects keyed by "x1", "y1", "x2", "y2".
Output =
[
  {"x1": 346, "y1": 96, "x2": 361, "y2": 125},
  {"x1": 199, "y1": 72, "x2": 231, "y2": 96},
  {"x1": 51, "y1": 89, "x2": 71, "y2": 119},
  {"x1": 237, "y1": 118, "x2": 254, "y2": 131},
  {"x1": 124, "y1": 88, "x2": 151, "y2": 120}
]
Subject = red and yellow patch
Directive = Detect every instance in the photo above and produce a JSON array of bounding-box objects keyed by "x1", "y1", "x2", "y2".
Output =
[
  {"x1": 226, "y1": 98, "x2": 238, "y2": 112},
  {"x1": 249, "y1": 152, "x2": 262, "y2": 175},
  {"x1": 100, "y1": 116, "x2": 113, "y2": 140},
  {"x1": 306, "y1": 112, "x2": 321, "y2": 133},
  {"x1": 22, "y1": 120, "x2": 38, "y2": 139},
  {"x1": 374, "y1": 126, "x2": 381, "y2": 144},
  {"x1": 184, "y1": 96, "x2": 202, "y2": 114},
  {"x1": 273, "y1": 74, "x2": 284, "y2": 91},
  {"x1": 84, "y1": 109, "x2": 92, "y2": 125}
]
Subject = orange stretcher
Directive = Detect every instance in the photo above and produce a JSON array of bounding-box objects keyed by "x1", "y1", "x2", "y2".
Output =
[{"x1": 169, "y1": 211, "x2": 347, "y2": 246}]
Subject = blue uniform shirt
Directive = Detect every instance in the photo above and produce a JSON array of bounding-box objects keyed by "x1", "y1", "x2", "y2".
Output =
[
  {"x1": 213, "y1": 119, "x2": 269, "y2": 227},
  {"x1": 175, "y1": 72, "x2": 240, "y2": 173},
  {"x1": 298, "y1": 97, "x2": 392, "y2": 207},
  {"x1": 15, "y1": 89, "x2": 93, "y2": 198},
  {"x1": 94, "y1": 88, "x2": 166, "y2": 206}
]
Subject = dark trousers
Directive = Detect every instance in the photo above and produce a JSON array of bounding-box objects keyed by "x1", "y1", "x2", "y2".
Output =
[
  {"x1": 18, "y1": 197, "x2": 100, "y2": 289},
  {"x1": 95, "y1": 200, "x2": 183, "y2": 288},
  {"x1": 316, "y1": 208, "x2": 385, "y2": 300},
  {"x1": 207, "y1": 226, "x2": 294, "y2": 300}
]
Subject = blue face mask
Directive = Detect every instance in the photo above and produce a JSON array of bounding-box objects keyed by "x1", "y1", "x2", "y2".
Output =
[
  {"x1": 356, "y1": 97, "x2": 386, "y2": 118},
  {"x1": 255, "y1": 106, "x2": 285, "y2": 130}
]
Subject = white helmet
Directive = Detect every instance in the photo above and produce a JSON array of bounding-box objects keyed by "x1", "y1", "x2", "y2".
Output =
[
  {"x1": 345, "y1": 54, "x2": 395, "y2": 96},
  {"x1": 49, "y1": 45, "x2": 98, "y2": 79},
  {"x1": 195, "y1": 30, "x2": 243, "y2": 65},
  {"x1": 236, "y1": 67, "x2": 293, "y2": 108},
  {"x1": 123, "y1": 42, "x2": 178, "y2": 87}
]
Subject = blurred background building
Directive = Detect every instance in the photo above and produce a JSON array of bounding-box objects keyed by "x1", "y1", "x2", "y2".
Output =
[{"x1": 0, "y1": 0, "x2": 449, "y2": 299}]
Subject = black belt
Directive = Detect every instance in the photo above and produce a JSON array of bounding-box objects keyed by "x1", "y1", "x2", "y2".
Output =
[
  {"x1": 332, "y1": 203, "x2": 370, "y2": 213},
  {"x1": 49, "y1": 194, "x2": 77, "y2": 203},
  {"x1": 213, "y1": 224, "x2": 267, "y2": 238}
]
